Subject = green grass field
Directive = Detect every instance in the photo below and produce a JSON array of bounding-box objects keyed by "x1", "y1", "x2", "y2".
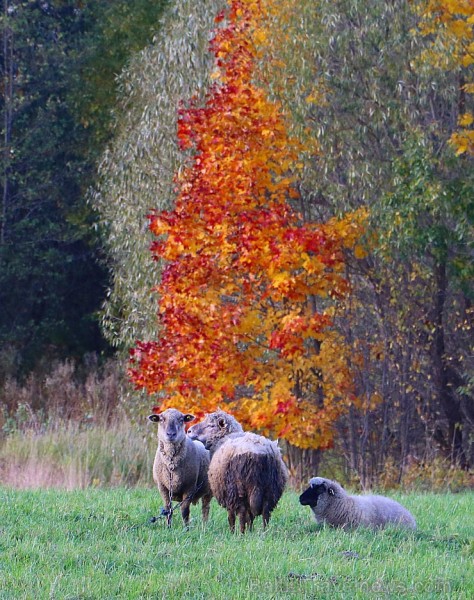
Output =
[{"x1": 0, "y1": 487, "x2": 472, "y2": 599}]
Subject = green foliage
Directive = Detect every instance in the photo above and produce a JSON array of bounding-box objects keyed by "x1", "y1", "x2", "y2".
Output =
[
  {"x1": 275, "y1": 0, "x2": 420, "y2": 215},
  {"x1": 377, "y1": 131, "x2": 474, "y2": 289},
  {"x1": 0, "y1": 0, "x2": 111, "y2": 375},
  {"x1": 92, "y1": 0, "x2": 227, "y2": 350},
  {"x1": 0, "y1": 0, "x2": 172, "y2": 376},
  {"x1": 72, "y1": 0, "x2": 170, "y2": 149},
  {"x1": 0, "y1": 488, "x2": 473, "y2": 598}
]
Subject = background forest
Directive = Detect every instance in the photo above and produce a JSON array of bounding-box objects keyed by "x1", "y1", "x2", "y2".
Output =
[{"x1": 0, "y1": 0, "x2": 472, "y2": 490}]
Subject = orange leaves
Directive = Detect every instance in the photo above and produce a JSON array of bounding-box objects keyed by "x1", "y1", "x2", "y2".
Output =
[{"x1": 129, "y1": 0, "x2": 366, "y2": 450}]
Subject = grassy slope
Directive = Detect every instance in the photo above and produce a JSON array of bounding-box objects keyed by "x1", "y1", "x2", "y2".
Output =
[{"x1": 0, "y1": 488, "x2": 472, "y2": 599}]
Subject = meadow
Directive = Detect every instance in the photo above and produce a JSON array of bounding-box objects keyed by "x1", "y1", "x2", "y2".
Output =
[
  {"x1": 1, "y1": 366, "x2": 473, "y2": 598},
  {"x1": 1, "y1": 487, "x2": 472, "y2": 599}
]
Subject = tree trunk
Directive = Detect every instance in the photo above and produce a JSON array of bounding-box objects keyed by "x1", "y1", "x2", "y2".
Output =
[
  {"x1": 283, "y1": 443, "x2": 321, "y2": 490},
  {"x1": 432, "y1": 260, "x2": 467, "y2": 468}
]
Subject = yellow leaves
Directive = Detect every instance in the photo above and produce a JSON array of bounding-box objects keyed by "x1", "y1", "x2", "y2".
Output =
[
  {"x1": 414, "y1": 1, "x2": 474, "y2": 153},
  {"x1": 239, "y1": 309, "x2": 261, "y2": 333},
  {"x1": 368, "y1": 392, "x2": 383, "y2": 411},
  {"x1": 453, "y1": 113, "x2": 474, "y2": 151},
  {"x1": 301, "y1": 252, "x2": 323, "y2": 275},
  {"x1": 269, "y1": 378, "x2": 293, "y2": 401},
  {"x1": 323, "y1": 207, "x2": 368, "y2": 250},
  {"x1": 458, "y1": 111, "x2": 474, "y2": 126},
  {"x1": 450, "y1": 129, "x2": 474, "y2": 154},
  {"x1": 270, "y1": 271, "x2": 291, "y2": 288},
  {"x1": 461, "y1": 49, "x2": 474, "y2": 65},
  {"x1": 418, "y1": 0, "x2": 474, "y2": 21},
  {"x1": 253, "y1": 28, "x2": 267, "y2": 45},
  {"x1": 354, "y1": 244, "x2": 367, "y2": 260},
  {"x1": 149, "y1": 215, "x2": 169, "y2": 236},
  {"x1": 449, "y1": 18, "x2": 472, "y2": 39}
]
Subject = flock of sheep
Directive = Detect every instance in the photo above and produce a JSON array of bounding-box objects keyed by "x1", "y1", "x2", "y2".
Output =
[{"x1": 149, "y1": 408, "x2": 417, "y2": 533}]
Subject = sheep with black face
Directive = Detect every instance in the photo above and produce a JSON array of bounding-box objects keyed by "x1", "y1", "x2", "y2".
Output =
[
  {"x1": 299, "y1": 477, "x2": 416, "y2": 530},
  {"x1": 149, "y1": 408, "x2": 212, "y2": 527},
  {"x1": 188, "y1": 410, "x2": 288, "y2": 533}
]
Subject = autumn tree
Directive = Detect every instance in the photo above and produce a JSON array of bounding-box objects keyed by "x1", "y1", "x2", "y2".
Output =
[{"x1": 130, "y1": 0, "x2": 366, "y2": 456}]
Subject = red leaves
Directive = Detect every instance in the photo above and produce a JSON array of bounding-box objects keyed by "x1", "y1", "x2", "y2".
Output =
[
  {"x1": 214, "y1": 11, "x2": 226, "y2": 24},
  {"x1": 275, "y1": 398, "x2": 295, "y2": 415}
]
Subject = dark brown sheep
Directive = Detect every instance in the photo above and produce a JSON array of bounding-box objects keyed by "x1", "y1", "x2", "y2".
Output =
[{"x1": 188, "y1": 410, "x2": 288, "y2": 533}]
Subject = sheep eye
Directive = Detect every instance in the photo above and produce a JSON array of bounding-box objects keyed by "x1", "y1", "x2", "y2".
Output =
[{"x1": 217, "y1": 418, "x2": 226, "y2": 429}]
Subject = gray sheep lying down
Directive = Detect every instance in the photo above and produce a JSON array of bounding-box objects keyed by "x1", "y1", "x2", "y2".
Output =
[
  {"x1": 188, "y1": 410, "x2": 288, "y2": 533},
  {"x1": 148, "y1": 408, "x2": 212, "y2": 527},
  {"x1": 299, "y1": 477, "x2": 416, "y2": 530}
]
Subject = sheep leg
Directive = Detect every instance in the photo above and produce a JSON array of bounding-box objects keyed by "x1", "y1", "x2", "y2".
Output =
[
  {"x1": 158, "y1": 484, "x2": 173, "y2": 527},
  {"x1": 180, "y1": 497, "x2": 192, "y2": 527},
  {"x1": 238, "y1": 507, "x2": 249, "y2": 534},
  {"x1": 165, "y1": 495, "x2": 173, "y2": 527},
  {"x1": 247, "y1": 514, "x2": 255, "y2": 532},
  {"x1": 201, "y1": 493, "x2": 211, "y2": 524},
  {"x1": 249, "y1": 489, "x2": 263, "y2": 514},
  {"x1": 249, "y1": 490, "x2": 263, "y2": 530},
  {"x1": 262, "y1": 504, "x2": 271, "y2": 530},
  {"x1": 227, "y1": 510, "x2": 236, "y2": 533}
]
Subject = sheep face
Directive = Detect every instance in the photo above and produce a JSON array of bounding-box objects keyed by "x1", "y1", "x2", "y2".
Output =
[
  {"x1": 187, "y1": 410, "x2": 243, "y2": 452},
  {"x1": 299, "y1": 477, "x2": 336, "y2": 511},
  {"x1": 148, "y1": 408, "x2": 195, "y2": 444}
]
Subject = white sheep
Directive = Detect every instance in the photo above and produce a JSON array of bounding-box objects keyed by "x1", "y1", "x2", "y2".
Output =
[
  {"x1": 299, "y1": 477, "x2": 416, "y2": 530},
  {"x1": 188, "y1": 410, "x2": 288, "y2": 533},
  {"x1": 148, "y1": 408, "x2": 212, "y2": 527}
]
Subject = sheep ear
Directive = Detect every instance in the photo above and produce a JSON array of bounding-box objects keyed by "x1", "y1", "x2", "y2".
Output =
[
  {"x1": 328, "y1": 487, "x2": 335, "y2": 496},
  {"x1": 148, "y1": 414, "x2": 161, "y2": 423},
  {"x1": 183, "y1": 414, "x2": 195, "y2": 423}
]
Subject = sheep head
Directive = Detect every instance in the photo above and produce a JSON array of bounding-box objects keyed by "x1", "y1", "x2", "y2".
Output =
[
  {"x1": 148, "y1": 408, "x2": 195, "y2": 444},
  {"x1": 187, "y1": 410, "x2": 243, "y2": 453},
  {"x1": 299, "y1": 477, "x2": 339, "y2": 509}
]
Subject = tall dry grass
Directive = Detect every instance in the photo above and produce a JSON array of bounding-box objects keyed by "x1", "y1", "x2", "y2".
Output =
[
  {"x1": 0, "y1": 419, "x2": 154, "y2": 489},
  {"x1": 0, "y1": 355, "x2": 121, "y2": 428},
  {"x1": 0, "y1": 356, "x2": 155, "y2": 489}
]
